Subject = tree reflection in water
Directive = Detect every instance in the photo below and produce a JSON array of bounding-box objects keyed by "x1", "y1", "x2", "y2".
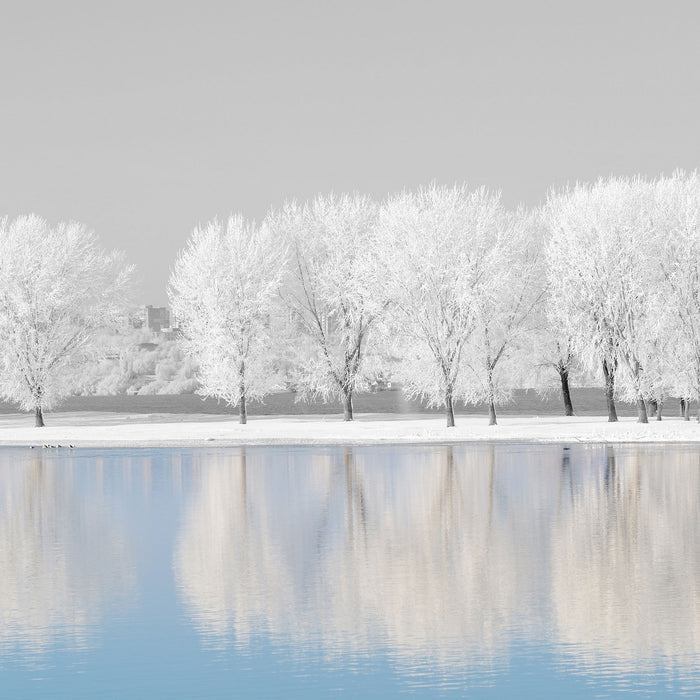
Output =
[
  {"x1": 551, "y1": 445, "x2": 700, "y2": 672},
  {"x1": 175, "y1": 443, "x2": 700, "y2": 685},
  {"x1": 0, "y1": 450, "x2": 134, "y2": 655}
]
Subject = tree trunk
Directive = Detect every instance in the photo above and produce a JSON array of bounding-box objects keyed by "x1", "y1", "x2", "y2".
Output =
[
  {"x1": 636, "y1": 396, "x2": 648, "y2": 423},
  {"x1": 445, "y1": 389, "x2": 455, "y2": 428},
  {"x1": 239, "y1": 393, "x2": 247, "y2": 425},
  {"x1": 488, "y1": 400, "x2": 497, "y2": 426},
  {"x1": 656, "y1": 401, "x2": 663, "y2": 421},
  {"x1": 238, "y1": 362, "x2": 248, "y2": 425},
  {"x1": 602, "y1": 359, "x2": 618, "y2": 422},
  {"x1": 343, "y1": 389, "x2": 353, "y2": 422},
  {"x1": 681, "y1": 398, "x2": 692, "y2": 420},
  {"x1": 645, "y1": 399, "x2": 657, "y2": 418},
  {"x1": 558, "y1": 367, "x2": 574, "y2": 416},
  {"x1": 486, "y1": 368, "x2": 497, "y2": 426},
  {"x1": 34, "y1": 406, "x2": 44, "y2": 428}
]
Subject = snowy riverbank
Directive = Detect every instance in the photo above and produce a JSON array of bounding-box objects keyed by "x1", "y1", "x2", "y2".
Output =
[{"x1": 0, "y1": 412, "x2": 700, "y2": 447}]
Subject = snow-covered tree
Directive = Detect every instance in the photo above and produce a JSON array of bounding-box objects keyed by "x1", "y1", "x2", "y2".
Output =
[
  {"x1": 530, "y1": 212, "x2": 584, "y2": 417},
  {"x1": 377, "y1": 184, "x2": 507, "y2": 427},
  {"x1": 654, "y1": 170, "x2": 700, "y2": 420},
  {"x1": 267, "y1": 193, "x2": 382, "y2": 421},
  {"x1": 545, "y1": 177, "x2": 657, "y2": 423},
  {"x1": 0, "y1": 215, "x2": 133, "y2": 426},
  {"x1": 169, "y1": 215, "x2": 286, "y2": 424},
  {"x1": 461, "y1": 208, "x2": 544, "y2": 425}
]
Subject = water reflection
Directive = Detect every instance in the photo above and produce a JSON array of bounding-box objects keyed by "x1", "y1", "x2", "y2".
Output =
[
  {"x1": 175, "y1": 443, "x2": 700, "y2": 687},
  {"x1": 0, "y1": 450, "x2": 134, "y2": 656},
  {"x1": 1, "y1": 443, "x2": 697, "y2": 695},
  {"x1": 551, "y1": 445, "x2": 700, "y2": 671}
]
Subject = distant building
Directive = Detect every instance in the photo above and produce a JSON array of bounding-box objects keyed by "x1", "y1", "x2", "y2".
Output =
[{"x1": 144, "y1": 305, "x2": 170, "y2": 332}]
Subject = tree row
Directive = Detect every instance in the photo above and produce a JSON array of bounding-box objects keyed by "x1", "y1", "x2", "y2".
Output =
[{"x1": 4, "y1": 171, "x2": 700, "y2": 426}]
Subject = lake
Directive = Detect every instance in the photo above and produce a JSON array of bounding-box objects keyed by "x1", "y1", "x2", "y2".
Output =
[{"x1": 0, "y1": 443, "x2": 698, "y2": 698}]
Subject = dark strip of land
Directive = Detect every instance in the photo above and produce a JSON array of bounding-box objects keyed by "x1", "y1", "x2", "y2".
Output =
[{"x1": 0, "y1": 388, "x2": 683, "y2": 418}]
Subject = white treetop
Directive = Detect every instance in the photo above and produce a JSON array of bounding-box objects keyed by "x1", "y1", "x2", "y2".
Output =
[
  {"x1": 169, "y1": 215, "x2": 285, "y2": 424},
  {"x1": 0, "y1": 214, "x2": 132, "y2": 426},
  {"x1": 377, "y1": 184, "x2": 506, "y2": 427},
  {"x1": 545, "y1": 177, "x2": 657, "y2": 423},
  {"x1": 267, "y1": 193, "x2": 382, "y2": 421}
]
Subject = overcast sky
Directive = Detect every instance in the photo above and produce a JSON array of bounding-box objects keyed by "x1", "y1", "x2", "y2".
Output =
[{"x1": 1, "y1": 1, "x2": 699, "y2": 304}]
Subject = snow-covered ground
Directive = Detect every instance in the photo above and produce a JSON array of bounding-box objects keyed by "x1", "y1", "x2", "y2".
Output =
[{"x1": 0, "y1": 412, "x2": 700, "y2": 447}]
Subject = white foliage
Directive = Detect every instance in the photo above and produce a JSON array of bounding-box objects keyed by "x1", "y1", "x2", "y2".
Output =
[
  {"x1": 169, "y1": 215, "x2": 285, "y2": 408},
  {"x1": 653, "y1": 170, "x2": 700, "y2": 403},
  {"x1": 545, "y1": 177, "x2": 658, "y2": 408},
  {"x1": 0, "y1": 215, "x2": 133, "y2": 413},
  {"x1": 461, "y1": 208, "x2": 544, "y2": 408},
  {"x1": 268, "y1": 193, "x2": 383, "y2": 409},
  {"x1": 377, "y1": 183, "x2": 519, "y2": 417},
  {"x1": 528, "y1": 217, "x2": 590, "y2": 403},
  {"x1": 71, "y1": 330, "x2": 200, "y2": 396}
]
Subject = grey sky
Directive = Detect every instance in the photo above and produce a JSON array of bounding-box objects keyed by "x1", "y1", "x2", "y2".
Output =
[{"x1": 1, "y1": 1, "x2": 699, "y2": 304}]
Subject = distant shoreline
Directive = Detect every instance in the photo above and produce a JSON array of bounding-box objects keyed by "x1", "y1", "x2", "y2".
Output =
[{"x1": 0, "y1": 387, "x2": 685, "y2": 418}]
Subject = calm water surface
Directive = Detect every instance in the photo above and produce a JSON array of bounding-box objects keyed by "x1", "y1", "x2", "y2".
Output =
[{"x1": 0, "y1": 443, "x2": 699, "y2": 698}]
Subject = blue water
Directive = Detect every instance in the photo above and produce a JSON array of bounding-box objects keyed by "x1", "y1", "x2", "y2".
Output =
[{"x1": 0, "y1": 443, "x2": 698, "y2": 698}]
